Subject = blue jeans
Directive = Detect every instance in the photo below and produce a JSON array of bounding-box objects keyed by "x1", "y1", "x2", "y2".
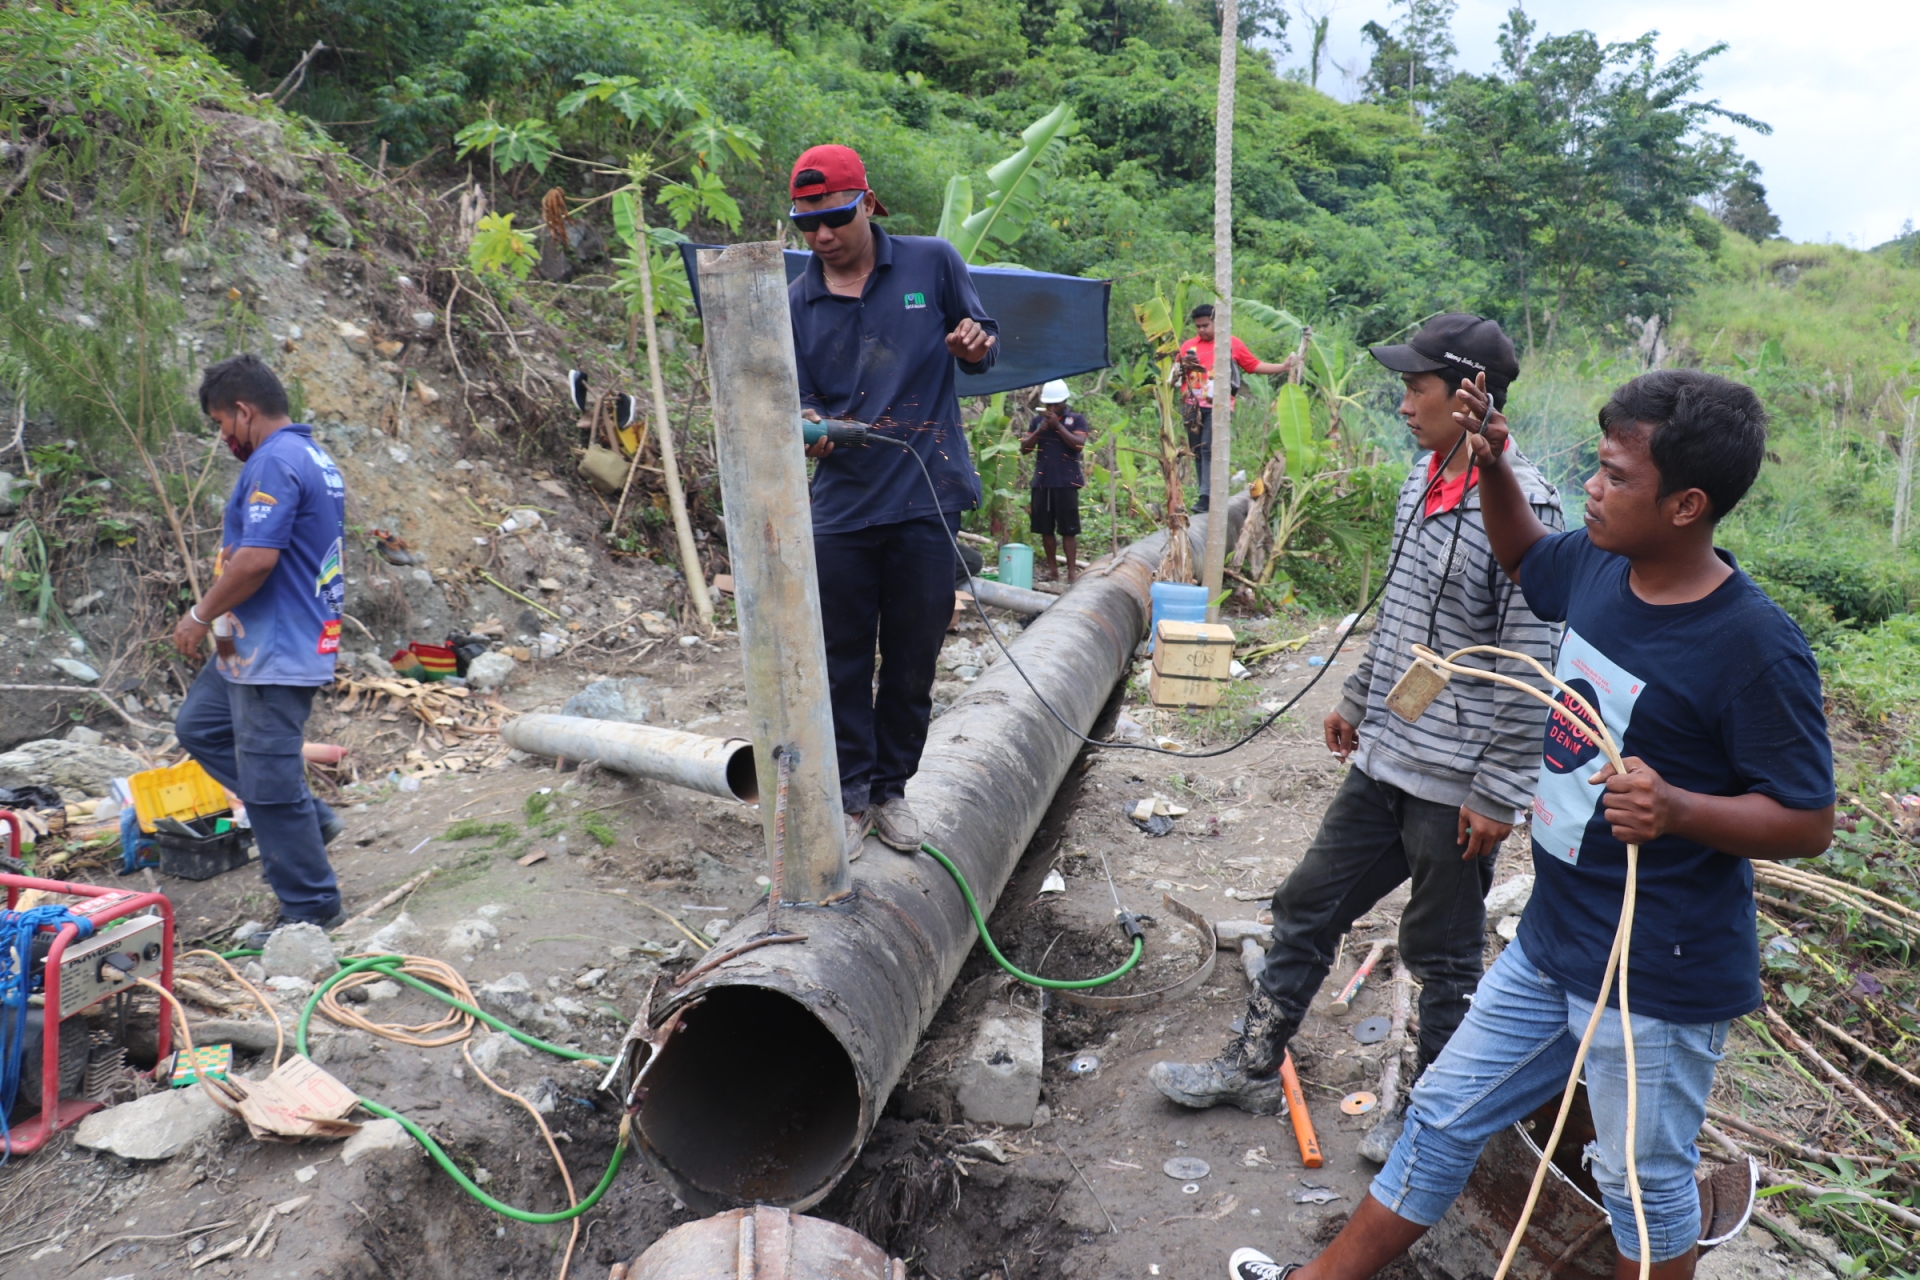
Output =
[
  {"x1": 814, "y1": 513, "x2": 962, "y2": 815},
  {"x1": 175, "y1": 662, "x2": 341, "y2": 922},
  {"x1": 1372, "y1": 940, "x2": 1728, "y2": 1262}
]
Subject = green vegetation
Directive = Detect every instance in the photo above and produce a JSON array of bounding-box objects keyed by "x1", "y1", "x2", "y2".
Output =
[
  {"x1": 441, "y1": 819, "x2": 519, "y2": 846},
  {"x1": 579, "y1": 813, "x2": 620, "y2": 847},
  {"x1": 523, "y1": 790, "x2": 554, "y2": 822}
]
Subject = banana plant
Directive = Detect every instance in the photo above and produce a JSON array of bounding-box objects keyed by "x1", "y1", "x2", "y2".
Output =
[
  {"x1": 940, "y1": 103, "x2": 1073, "y2": 265},
  {"x1": 1239, "y1": 299, "x2": 1372, "y2": 463}
]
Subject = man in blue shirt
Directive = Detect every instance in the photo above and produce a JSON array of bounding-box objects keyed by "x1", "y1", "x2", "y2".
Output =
[
  {"x1": 1228, "y1": 370, "x2": 1834, "y2": 1280},
  {"x1": 172, "y1": 354, "x2": 350, "y2": 944},
  {"x1": 787, "y1": 144, "x2": 998, "y2": 855}
]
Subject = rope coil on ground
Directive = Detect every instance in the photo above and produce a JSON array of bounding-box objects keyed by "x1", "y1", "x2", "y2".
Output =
[{"x1": 1407, "y1": 643, "x2": 1651, "y2": 1280}]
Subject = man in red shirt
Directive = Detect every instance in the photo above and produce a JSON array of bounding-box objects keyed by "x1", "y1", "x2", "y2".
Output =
[{"x1": 1175, "y1": 303, "x2": 1298, "y2": 512}]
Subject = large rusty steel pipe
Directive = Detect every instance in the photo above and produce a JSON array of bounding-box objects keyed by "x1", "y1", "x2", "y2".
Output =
[
  {"x1": 635, "y1": 498, "x2": 1247, "y2": 1213},
  {"x1": 499, "y1": 715, "x2": 757, "y2": 803}
]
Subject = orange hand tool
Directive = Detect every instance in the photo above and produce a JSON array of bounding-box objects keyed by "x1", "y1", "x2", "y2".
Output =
[{"x1": 1280, "y1": 1050, "x2": 1323, "y2": 1168}]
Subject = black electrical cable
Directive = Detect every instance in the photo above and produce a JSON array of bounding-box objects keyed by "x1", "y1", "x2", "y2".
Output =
[{"x1": 854, "y1": 425, "x2": 1472, "y2": 760}]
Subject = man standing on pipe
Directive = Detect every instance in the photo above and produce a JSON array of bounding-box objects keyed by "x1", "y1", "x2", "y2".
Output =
[
  {"x1": 1152, "y1": 316, "x2": 1560, "y2": 1150},
  {"x1": 786, "y1": 145, "x2": 998, "y2": 856},
  {"x1": 171, "y1": 354, "x2": 349, "y2": 945}
]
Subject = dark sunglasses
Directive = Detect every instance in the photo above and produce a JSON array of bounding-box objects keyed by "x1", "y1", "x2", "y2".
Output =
[{"x1": 788, "y1": 194, "x2": 865, "y2": 232}]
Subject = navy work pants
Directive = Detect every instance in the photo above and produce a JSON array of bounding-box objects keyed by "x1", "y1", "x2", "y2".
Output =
[
  {"x1": 175, "y1": 661, "x2": 341, "y2": 922},
  {"x1": 814, "y1": 513, "x2": 961, "y2": 816}
]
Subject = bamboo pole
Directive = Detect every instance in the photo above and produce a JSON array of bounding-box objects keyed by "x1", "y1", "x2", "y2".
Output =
[
  {"x1": 631, "y1": 229, "x2": 714, "y2": 627},
  {"x1": 1201, "y1": 0, "x2": 1239, "y2": 622},
  {"x1": 1894, "y1": 386, "x2": 1917, "y2": 547}
]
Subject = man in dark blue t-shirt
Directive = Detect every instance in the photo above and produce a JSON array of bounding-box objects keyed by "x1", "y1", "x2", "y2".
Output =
[
  {"x1": 172, "y1": 355, "x2": 350, "y2": 945},
  {"x1": 1232, "y1": 370, "x2": 1833, "y2": 1280},
  {"x1": 787, "y1": 145, "x2": 997, "y2": 856},
  {"x1": 1019, "y1": 379, "x2": 1089, "y2": 584}
]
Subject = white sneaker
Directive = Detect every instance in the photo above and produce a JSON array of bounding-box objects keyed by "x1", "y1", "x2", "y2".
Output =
[{"x1": 1228, "y1": 1249, "x2": 1299, "y2": 1280}]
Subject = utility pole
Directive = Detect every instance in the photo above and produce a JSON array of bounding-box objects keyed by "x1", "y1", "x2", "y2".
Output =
[
  {"x1": 1896, "y1": 387, "x2": 1918, "y2": 548},
  {"x1": 1201, "y1": 0, "x2": 1239, "y2": 621},
  {"x1": 697, "y1": 241, "x2": 849, "y2": 905}
]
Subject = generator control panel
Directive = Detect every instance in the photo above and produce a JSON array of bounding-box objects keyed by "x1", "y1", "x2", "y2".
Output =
[{"x1": 55, "y1": 913, "x2": 166, "y2": 1017}]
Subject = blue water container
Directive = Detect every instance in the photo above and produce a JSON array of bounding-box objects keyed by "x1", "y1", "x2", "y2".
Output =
[
  {"x1": 998, "y1": 543, "x2": 1035, "y2": 590},
  {"x1": 1149, "y1": 582, "x2": 1209, "y2": 652}
]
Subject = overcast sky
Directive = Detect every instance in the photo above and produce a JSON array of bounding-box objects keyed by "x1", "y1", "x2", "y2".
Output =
[{"x1": 1266, "y1": 1, "x2": 1920, "y2": 248}]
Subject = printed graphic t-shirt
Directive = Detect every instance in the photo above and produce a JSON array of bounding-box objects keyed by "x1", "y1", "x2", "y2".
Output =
[
  {"x1": 216, "y1": 423, "x2": 348, "y2": 686},
  {"x1": 1515, "y1": 530, "x2": 1833, "y2": 1023}
]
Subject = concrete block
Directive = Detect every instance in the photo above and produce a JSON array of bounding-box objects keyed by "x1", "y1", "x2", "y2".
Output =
[
  {"x1": 261, "y1": 922, "x2": 338, "y2": 982},
  {"x1": 1485, "y1": 874, "x2": 1534, "y2": 923},
  {"x1": 75, "y1": 1083, "x2": 234, "y2": 1159},
  {"x1": 341, "y1": 1118, "x2": 415, "y2": 1166},
  {"x1": 953, "y1": 1009, "x2": 1043, "y2": 1128}
]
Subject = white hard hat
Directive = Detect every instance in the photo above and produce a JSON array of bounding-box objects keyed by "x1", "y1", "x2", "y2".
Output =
[{"x1": 1039, "y1": 379, "x2": 1071, "y2": 404}]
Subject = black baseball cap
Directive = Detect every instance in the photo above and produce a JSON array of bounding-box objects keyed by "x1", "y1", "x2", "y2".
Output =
[{"x1": 1370, "y1": 314, "x2": 1520, "y2": 404}]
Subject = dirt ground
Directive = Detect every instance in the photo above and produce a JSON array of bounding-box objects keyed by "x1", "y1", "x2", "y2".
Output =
[{"x1": 0, "y1": 598, "x2": 1829, "y2": 1280}]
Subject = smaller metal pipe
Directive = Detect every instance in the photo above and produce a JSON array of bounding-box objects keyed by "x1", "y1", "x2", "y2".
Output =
[
  {"x1": 966, "y1": 576, "x2": 1056, "y2": 615},
  {"x1": 499, "y1": 714, "x2": 757, "y2": 803}
]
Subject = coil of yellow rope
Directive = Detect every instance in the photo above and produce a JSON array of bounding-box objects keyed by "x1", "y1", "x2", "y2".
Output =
[{"x1": 1407, "y1": 643, "x2": 1650, "y2": 1280}]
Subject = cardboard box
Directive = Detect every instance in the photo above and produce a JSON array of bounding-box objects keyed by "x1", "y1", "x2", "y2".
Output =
[{"x1": 1150, "y1": 619, "x2": 1235, "y2": 707}]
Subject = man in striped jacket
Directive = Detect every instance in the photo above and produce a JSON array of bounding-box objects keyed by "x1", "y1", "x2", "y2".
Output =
[{"x1": 1152, "y1": 315, "x2": 1564, "y2": 1154}]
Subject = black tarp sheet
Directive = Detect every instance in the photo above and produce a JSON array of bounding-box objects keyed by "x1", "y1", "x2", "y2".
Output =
[{"x1": 678, "y1": 243, "x2": 1110, "y2": 398}]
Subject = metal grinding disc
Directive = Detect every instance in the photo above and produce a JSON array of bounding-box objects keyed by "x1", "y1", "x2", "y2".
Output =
[
  {"x1": 1352, "y1": 1016, "x2": 1391, "y2": 1044},
  {"x1": 1340, "y1": 1091, "x2": 1378, "y2": 1115},
  {"x1": 1070, "y1": 1054, "x2": 1101, "y2": 1075},
  {"x1": 1163, "y1": 1156, "x2": 1210, "y2": 1180}
]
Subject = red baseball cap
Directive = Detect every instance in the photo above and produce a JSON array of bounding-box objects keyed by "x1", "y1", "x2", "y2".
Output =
[{"x1": 790, "y1": 144, "x2": 889, "y2": 216}]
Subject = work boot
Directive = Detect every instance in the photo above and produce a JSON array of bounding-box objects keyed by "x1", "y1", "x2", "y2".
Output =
[
  {"x1": 845, "y1": 810, "x2": 871, "y2": 861},
  {"x1": 320, "y1": 813, "x2": 346, "y2": 846},
  {"x1": 1227, "y1": 1250, "x2": 1299, "y2": 1280},
  {"x1": 1192, "y1": 494, "x2": 1210, "y2": 514},
  {"x1": 1149, "y1": 989, "x2": 1289, "y2": 1115},
  {"x1": 870, "y1": 796, "x2": 923, "y2": 852}
]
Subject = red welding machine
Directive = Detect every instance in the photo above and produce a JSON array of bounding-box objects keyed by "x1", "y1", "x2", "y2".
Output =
[{"x1": 2, "y1": 810, "x2": 175, "y2": 1156}]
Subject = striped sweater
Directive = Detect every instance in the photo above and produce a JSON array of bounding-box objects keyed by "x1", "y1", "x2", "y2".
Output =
[{"x1": 1334, "y1": 450, "x2": 1566, "y2": 823}]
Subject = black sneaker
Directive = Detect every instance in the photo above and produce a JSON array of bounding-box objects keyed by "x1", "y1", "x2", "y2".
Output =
[
  {"x1": 1228, "y1": 1249, "x2": 1299, "y2": 1280},
  {"x1": 320, "y1": 814, "x2": 346, "y2": 845},
  {"x1": 244, "y1": 909, "x2": 348, "y2": 950}
]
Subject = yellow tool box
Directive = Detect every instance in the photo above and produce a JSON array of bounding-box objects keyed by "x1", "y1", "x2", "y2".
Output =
[
  {"x1": 1149, "y1": 619, "x2": 1236, "y2": 708},
  {"x1": 128, "y1": 758, "x2": 230, "y2": 834}
]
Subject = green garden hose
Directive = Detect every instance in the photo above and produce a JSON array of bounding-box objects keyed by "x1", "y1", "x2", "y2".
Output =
[
  {"x1": 918, "y1": 842, "x2": 1144, "y2": 989},
  {"x1": 294, "y1": 954, "x2": 624, "y2": 1224}
]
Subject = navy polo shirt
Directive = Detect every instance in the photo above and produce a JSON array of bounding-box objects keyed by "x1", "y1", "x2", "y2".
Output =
[{"x1": 789, "y1": 226, "x2": 998, "y2": 535}]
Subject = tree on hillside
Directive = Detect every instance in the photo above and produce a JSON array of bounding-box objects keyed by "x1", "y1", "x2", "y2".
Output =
[
  {"x1": 1434, "y1": 5, "x2": 1768, "y2": 352},
  {"x1": 1361, "y1": 0, "x2": 1456, "y2": 119},
  {"x1": 1707, "y1": 158, "x2": 1782, "y2": 242}
]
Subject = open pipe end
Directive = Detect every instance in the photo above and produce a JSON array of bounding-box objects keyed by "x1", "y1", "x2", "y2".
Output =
[
  {"x1": 725, "y1": 741, "x2": 759, "y2": 804},
  {"x1": 638, "y1": 986, "x2": 862, "y2": 1212}
]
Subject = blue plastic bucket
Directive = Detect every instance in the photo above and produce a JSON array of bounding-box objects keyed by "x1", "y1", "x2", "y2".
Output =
[
  {"x1": 998, "y1": 543, "x2": 1035, "y2": 591},
  {"x1": 1149, "y1": 582, "x2": 1209, "y2": 651}
]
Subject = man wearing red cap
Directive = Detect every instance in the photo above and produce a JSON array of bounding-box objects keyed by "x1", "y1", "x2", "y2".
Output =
[{"x1": 786, "y1": 144, "x2": 998, "y2": 856}]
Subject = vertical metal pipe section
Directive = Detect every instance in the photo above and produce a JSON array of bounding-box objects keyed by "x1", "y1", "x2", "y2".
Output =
[
  {"x1": 635, "y1": 501, "x2": 1246, "y2": 1213},
  {"x1": 698, "y1": 241, "x2": 848, "y2": 905}
]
